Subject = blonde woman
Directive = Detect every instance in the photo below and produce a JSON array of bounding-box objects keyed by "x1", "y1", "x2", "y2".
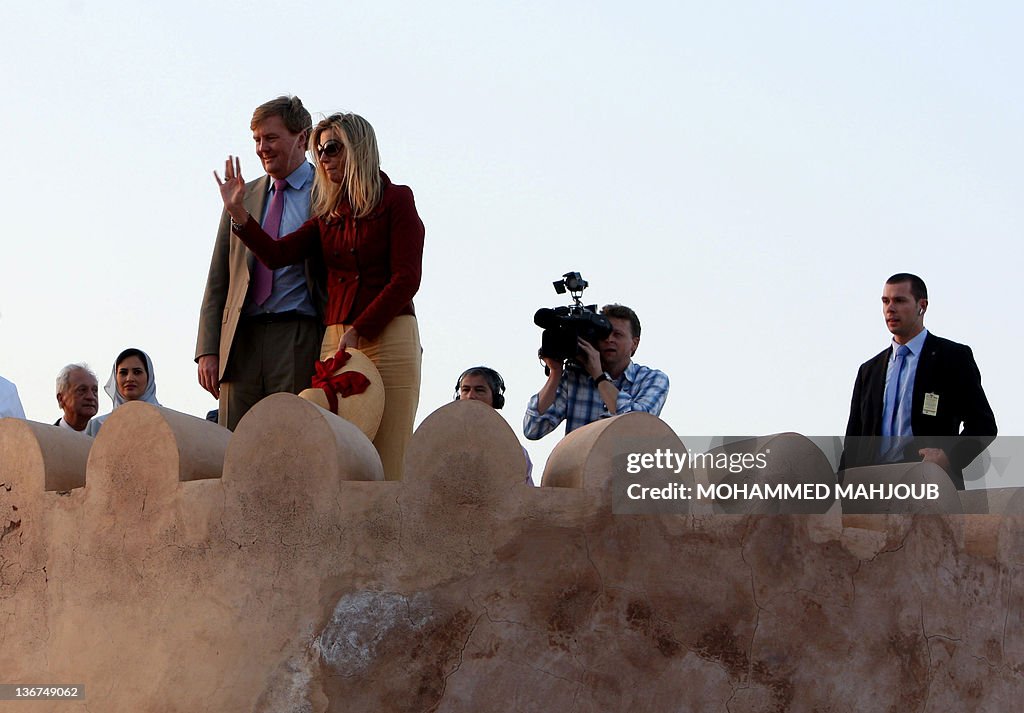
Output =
[{"x1": 216, "y1": 113, "x2": 424, "y2": 480}]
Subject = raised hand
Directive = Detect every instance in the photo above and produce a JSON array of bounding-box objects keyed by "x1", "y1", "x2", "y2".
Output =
[{"x1": 213, "y1": 156, "x2": 248, "y2": 223}]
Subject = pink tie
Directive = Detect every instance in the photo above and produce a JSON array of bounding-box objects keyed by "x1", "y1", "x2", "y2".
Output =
[{"x1": 251, "y1": 178, "x2": 288, "y2": 306}]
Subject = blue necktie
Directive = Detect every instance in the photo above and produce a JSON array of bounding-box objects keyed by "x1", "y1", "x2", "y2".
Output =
[{"x1": 884, "y1": 344, "x2": 911, "y2": 437}]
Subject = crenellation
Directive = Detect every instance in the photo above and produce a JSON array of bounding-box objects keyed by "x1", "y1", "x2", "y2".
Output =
[
  {"x1": 701, "y1": 433, "x2": 837, "y2": 515},
  {"x1": 228, "y1": 392, "x2": 384, "y2": 484},
  {"x1": 542, "y1": 411, "x2": 690, "y2": 491},
  {"x1": 1, "y1": 398, "x2": 1023, "y2": 710},
  {"x1": 1, "y1": 419, "x2": 91, "y2": 493}
]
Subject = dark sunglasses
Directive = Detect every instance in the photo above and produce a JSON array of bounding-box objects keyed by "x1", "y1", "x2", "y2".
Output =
[{"x1": 316, "y1": 140, "x2": 343, "y2": 158}]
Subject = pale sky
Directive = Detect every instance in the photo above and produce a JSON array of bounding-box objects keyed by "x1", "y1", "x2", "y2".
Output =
[{"x1": 2, "y1": 1, "x2": 1020, "y2": 482}]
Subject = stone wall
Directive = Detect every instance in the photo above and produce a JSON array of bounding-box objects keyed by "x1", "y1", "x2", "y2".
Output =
[{"x1": 1, "y1": 397, "x2": 1021, "y2": 711}]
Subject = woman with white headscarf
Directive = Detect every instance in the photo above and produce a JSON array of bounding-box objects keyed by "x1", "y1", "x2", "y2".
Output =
[{"x1": 87, "y1": 348, "x2": 160, "y2": 436}]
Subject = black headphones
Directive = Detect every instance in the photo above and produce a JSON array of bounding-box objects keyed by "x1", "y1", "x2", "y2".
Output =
[{"x1": 454, "y1": 366, "x2": 506, "y2": 409}]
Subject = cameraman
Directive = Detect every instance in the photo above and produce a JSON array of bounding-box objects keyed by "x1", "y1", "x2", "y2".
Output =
[{"x1": 523, "y1": 304, "x2": 669, "y2": 439}]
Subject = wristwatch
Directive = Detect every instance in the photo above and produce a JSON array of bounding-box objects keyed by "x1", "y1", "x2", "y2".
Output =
[
  {"x1": 593, "y1": 371, "x2": 612, "y2": 385},
  {"x1": 230, "y1": 216, "x2": 247, "y2": 232}
]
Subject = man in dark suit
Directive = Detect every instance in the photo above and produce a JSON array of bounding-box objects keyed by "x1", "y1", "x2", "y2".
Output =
[
  {"x1": 841, "y1": 273, "x2": 997, "y2": 489},
  {"x1": 195, "y1": 96, "x2": 325, "y2": 430}
]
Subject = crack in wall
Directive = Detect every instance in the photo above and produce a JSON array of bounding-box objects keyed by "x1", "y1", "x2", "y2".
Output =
[
  {"x1": 426, "y1": 611, "x2": 483, "y2": 713},
  {"x1": 920, "y1": 603, "x2": 935, "y2": 712},
  {"x1": 1001, "y1": 567, "x2": 1014, "y2": 661}
]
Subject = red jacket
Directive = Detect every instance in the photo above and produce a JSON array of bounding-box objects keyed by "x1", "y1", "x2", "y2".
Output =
[{"x1": 235, "y1": 172, "x2": 424, "y2": 340}]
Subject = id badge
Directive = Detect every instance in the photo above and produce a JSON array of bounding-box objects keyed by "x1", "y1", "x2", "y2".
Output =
[{"x1": 922, "y1": 392, "x2": 939, "y2": 417}]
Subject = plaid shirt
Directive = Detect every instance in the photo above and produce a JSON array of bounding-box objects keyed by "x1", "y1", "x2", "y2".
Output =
[{"x1": 523, "y1": 361, "x2": 669, "y2": 440}]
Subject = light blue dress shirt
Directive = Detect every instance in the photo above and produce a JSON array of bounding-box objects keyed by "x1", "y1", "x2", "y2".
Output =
[
  {"x1": 243, "y1": 161, "x2": 316, "y2": 317},
  {"x1": 523, "y1": 361, "x2": 670, "y2": 439},
  {"x1": 879, "y1": 328, "x2": 928, "y2": 461}
]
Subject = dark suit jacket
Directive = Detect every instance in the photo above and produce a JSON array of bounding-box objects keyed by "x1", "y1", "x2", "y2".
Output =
[{"x1": 841, "y1": 332, "x2": 997, "y2": 488}]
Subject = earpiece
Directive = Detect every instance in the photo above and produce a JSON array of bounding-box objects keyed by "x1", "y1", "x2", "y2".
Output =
[
  {"x1": 454, "y1": 367, "x2": 506, "y2": 409},
  {"x1": 918, "y1": 308, "x2": 924, "y2": 316}
]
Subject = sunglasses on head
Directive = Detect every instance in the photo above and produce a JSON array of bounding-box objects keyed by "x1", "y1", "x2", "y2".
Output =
[{"x1": 316, "y1": 140, "x2": 343, "y2": 158}]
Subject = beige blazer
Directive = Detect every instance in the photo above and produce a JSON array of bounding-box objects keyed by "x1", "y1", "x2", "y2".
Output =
[{"x1": 194, "y1": 173, "x2": 324, "y2": 380}]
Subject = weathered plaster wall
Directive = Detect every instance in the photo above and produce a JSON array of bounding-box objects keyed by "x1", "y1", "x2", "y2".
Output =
[{"x1": 1, "y1": 398, "x2": 1022, "y2": 712}]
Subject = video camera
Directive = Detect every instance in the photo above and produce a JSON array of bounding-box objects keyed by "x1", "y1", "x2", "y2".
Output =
[{"x1": 534, "y1": 272, "x2": 612, "y2": 363}]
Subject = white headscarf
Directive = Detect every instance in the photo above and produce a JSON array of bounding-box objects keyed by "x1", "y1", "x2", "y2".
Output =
[
  {"x1": 87, "y1": 349, "x2": 160, "y2": 436},
  {"x1": 103, "y1": 348, "x2": 160, "y2": 409}
]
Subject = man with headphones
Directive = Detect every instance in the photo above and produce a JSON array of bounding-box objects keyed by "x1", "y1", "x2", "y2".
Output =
[
  {"x1": 456, "y1": 367, "x2": 506, "y2": 409},
  {"x1": 523, "y1": 303, "x2": 669, "y2": 440},
  {"x1": 455, "y1": 366, "x2": 534, "y2": 484},
  {"x1": 840, "y1": 273, "x2": 997, "y2": 489}
]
